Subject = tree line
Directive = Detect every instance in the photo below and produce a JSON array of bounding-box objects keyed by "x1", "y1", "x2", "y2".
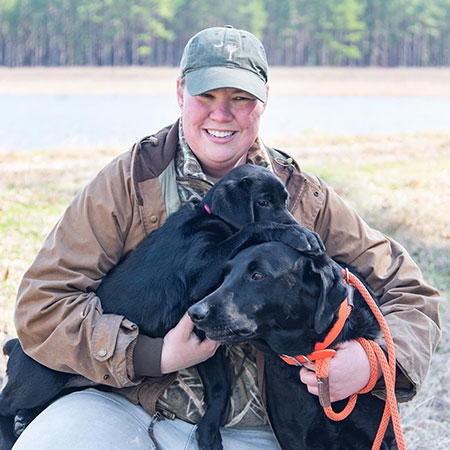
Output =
[{"x1": 1, "y1": 0, "x2": 449, "y2": 67}]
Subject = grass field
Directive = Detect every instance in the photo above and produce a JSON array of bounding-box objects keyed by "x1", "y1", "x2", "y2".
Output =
[{"x1": 0, "y1": 67, "x2": 449, "y2": 448}]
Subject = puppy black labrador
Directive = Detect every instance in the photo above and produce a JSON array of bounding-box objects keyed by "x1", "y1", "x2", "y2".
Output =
[
  {"x1": 188, "y1": 241, "x2": 396, "y2": 450},
  {"x1": 0, "y1": 164, "x2": 323, "y2": 450}
]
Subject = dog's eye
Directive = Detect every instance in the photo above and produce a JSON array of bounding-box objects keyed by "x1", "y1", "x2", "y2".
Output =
[
  {"x1": 257, "y1": 200, "x2": 270, "y2": 207},
  {"x1": 251, "y1": 272, "x2": 265, "y2": 281}
]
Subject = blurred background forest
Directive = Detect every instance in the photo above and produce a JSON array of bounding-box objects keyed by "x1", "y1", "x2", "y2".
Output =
[{"x1": 1, "y1": 0, "x2": 450, "y2": 67}]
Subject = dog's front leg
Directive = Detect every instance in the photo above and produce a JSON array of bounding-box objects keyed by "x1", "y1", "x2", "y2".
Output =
[{"x1": 195, "y1": 347, "x2": 231, "y2": 450}]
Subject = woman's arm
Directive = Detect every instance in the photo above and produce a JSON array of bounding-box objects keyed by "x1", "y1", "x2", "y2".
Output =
[
  {"x1": 312, "y1": 179, "x2": 440, "y2": 400},
  {"x1": 14, "y1": 152, "x2": 148, "y2": 388}
]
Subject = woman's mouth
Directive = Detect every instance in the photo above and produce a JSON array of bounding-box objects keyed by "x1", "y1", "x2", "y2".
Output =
[{"x1": 206, "y1": 129, "x2": 235, "y2": 138}]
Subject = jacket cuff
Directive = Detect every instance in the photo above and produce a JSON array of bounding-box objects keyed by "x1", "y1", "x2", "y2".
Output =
[{"x1": 133, "y1": 334, "x2": 164, "y2": 377}]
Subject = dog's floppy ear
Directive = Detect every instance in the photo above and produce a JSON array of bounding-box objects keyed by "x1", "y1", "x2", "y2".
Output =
[
  {"x1": 298, "y1": 257, "x2": 347, "y2": 335},
  {"x1": 314, "y1": 267, "x2": 342, "y2": 334},
  {"x1": 207, "y1": 177, "x2": 255, "y2": 227}
]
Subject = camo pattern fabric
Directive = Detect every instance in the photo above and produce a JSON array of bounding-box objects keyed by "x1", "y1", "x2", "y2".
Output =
[
  {"x1": 175, "y1": 119, "x2": 213, "y2": 204},
  {"x1": 156, "y1": 344, "x2": 268, "y2": 427}
]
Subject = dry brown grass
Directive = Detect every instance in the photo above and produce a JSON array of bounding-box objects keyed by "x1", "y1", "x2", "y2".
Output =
[{"x1": 267, "y1": 132, "x2": 450, "y2": 245}]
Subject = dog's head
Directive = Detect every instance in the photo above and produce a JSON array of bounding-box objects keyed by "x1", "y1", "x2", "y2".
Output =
[
  {"x1": 200, "y1": 165, "x2": 297, "y2": 228},
  {"x1": 188, "y1": 241, "x2": 348, "y2": 356}
]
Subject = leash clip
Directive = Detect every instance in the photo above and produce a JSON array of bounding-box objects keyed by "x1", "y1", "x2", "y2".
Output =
[
  {"x1": 280, "y1": 354, "x2": 306, "y2": 366},
  {"x1": 344, "y1": 267, "x2": 351, "y2": 284},
  {"x1": 317, "y1": 376, "x2": 331, "y2": 408}
]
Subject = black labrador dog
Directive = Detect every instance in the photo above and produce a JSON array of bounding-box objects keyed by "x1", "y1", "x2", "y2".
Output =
[
  {"x1": 188, "y1": 241, "x2": 396, "y2": 450},
  {"x1": 0, "y1": 164, "x2": 323, "y2": 450}
]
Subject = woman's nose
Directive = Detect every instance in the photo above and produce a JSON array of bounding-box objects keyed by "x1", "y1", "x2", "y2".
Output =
[{"x1": 209, "y1": 101, "x2": 233, "y2": 122}]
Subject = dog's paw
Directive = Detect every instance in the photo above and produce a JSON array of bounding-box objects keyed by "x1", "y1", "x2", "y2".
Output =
[
  {"x1": 196, "y1": 426, "x2": 223, "y2": 450},
  {"x1": 281, "y1": 225, "x2": 325, "y2": 255},
  {"x1": 13, "y1": 411, "x2": 34, "y2": 438},
  {"x1": 305, "y1": 230, "x2": 326, "y2": 255}
]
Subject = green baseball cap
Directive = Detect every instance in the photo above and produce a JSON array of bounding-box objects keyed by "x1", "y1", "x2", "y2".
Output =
[{"x1": 180, "y1": 26, "x2": 268, "y2": 102}]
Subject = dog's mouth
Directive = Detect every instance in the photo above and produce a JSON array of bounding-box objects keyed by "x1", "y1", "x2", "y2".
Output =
[{"x1": 199, "y1": 325, "x2": 257, "y2": 344}]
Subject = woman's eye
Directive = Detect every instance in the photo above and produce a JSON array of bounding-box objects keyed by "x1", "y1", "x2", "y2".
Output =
[{"x1": 251, "y1": 272, "x2": 265, "y2": 281}]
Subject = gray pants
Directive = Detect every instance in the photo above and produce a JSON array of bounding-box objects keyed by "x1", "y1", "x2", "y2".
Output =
[{"x1": 12, "y1": 388, "x2": 279, "y2": 450}]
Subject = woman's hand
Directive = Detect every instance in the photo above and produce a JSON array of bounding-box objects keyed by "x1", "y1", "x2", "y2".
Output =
[
  {"x1": 160, "y1": 312, "x2": 220, "y2": 374},
  {"x1": 299, "y1": 340, "x2": 379, "y2": 402}
]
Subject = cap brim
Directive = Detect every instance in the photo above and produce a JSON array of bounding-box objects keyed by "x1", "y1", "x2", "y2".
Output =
[{"x1": 185, "y1": 67, "x2": 267, "y2": 102}]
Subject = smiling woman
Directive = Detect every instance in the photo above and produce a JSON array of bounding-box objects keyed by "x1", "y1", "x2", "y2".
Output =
[
  {"x1": 177, "y1": 86, "x2": 267, "y2": 179},
  {"x1": 176, "y1": 25, "x2": 269, "y2": 180}
]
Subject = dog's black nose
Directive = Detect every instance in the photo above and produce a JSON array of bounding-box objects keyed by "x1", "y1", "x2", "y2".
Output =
[{"x1": 188, "y1": 302, "x2": 210, "y2": 323}]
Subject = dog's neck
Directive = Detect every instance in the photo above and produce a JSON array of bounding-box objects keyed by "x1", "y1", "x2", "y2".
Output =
[
  {"x1": 279, "y1": 296, "x2": 352, "y2": 366},
  {"x1": 254, "y1": 280, "x2": 380, "y2": 361}
]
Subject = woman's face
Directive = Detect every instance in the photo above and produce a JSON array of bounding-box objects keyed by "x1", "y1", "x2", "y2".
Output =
[{"x1": 177, "y1": 80, "x2": 268, "y2": 178}]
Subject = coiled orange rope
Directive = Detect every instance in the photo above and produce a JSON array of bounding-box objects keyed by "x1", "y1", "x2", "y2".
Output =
[{"x1": 315, "y1": 269, "x2": 406, "y2": 450}]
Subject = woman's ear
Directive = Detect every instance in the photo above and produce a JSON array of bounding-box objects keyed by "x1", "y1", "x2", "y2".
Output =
[
  {"x1": 176, "y1": 77, "x2": 184, "y2": 109},
  {"x1": 262, "y1": 84, "x2": 269, "y2": 111}
]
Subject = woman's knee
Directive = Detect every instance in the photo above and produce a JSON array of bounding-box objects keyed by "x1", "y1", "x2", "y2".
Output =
[{"x1": 12, "y1": 388, "x2": 155, "y2": 450}]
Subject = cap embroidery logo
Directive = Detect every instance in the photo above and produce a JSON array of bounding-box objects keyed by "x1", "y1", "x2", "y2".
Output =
[{"x1": 226, "y1": 44, "x2": 238, "y2": 61}]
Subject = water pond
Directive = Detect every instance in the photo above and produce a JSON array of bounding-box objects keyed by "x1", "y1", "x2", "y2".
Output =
[{"x1": 1, "y1": 94, "x2": 449, "y2": 152}]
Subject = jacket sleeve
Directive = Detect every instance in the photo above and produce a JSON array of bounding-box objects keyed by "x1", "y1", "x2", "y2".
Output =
[
  {"x1": 312, "y1": 178, "x2": 441, "y2": 401},
  {"x1": 14, "y1": 152, "x2": 152, "y2": 388}
]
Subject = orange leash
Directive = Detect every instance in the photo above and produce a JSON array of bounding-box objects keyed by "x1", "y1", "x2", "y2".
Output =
[{"x1": 315, "y1": 270, "x2": 406, "y2": 450}]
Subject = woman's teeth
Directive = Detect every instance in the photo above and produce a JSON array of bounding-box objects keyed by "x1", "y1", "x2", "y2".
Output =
[{"x1": 207, "y1": 130, "x2": 234, "y2": 138}]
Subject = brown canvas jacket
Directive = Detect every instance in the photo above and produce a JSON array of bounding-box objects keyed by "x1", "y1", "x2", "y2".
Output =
[{"x1": 15, "y1": 121, "x2": 440, "y2": 416}]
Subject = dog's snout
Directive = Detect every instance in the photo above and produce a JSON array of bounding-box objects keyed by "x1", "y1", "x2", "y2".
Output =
[{"x1": 188, "y1": 302, "x2": 210, "y2": 323}]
